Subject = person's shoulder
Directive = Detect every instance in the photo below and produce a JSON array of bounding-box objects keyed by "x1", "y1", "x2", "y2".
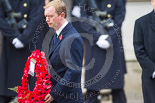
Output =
[
  {"x1": 67, "y1": 23, "x2": 82, "y2": 40},
  {"x1": 135, "y1": 11, "x2": 151, "y2": 23},
  {"x1": 68, "y1": 23, "x2": 79, "y2": 34}
]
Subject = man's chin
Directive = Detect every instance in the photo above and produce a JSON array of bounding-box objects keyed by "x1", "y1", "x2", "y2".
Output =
[{"x1": 48, "y1": 24, "x2": 53, "y2": 28}]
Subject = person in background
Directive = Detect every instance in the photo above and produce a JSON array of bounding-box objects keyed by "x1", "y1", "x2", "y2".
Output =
[
  {"x1": 71, "y1": 0, "x2": 127, "y2": 103},
  {"x1": 0, "y1": 0, "x2": 49, "y2": 102},
  {"x1": 134, "y1": 0, "x2": 155, "y2": 103}
]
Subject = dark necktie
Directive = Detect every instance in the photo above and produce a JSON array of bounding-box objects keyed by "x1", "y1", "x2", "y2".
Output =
[
  {"x1": 53, "y1": 33, "x2": 58, "y2": 44},
  {"x1": 49, "y1": 33, "x2": 57, "y2": 53}
]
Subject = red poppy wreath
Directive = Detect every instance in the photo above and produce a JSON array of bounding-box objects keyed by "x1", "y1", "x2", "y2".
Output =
[{"x1": 17, "y1": 50, "x2": 51, "y2": 103}]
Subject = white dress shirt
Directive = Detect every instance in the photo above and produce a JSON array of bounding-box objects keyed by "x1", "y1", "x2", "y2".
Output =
[{"x1": 56, "y1": 21, "x2": 68, "y2": 37}]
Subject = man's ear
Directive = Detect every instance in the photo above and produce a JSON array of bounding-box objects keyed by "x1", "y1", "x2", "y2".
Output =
[{"x1": 60, "y1": 12, "x2": 65, "y2": 18}]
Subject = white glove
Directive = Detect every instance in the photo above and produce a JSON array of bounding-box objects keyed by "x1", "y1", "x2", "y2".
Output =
[
  {"x1": 12, "y1": 38, "x2": 24, "y2": 49},
  {"x1": 152, "y1": 71, "x2": 155, "y2": 79},
  {"x1": 96, "y1": 35, "x2": 110, "y2": 49},
  {"x1": 72, "y1": 6, "x2": 81, "y2": 18}
]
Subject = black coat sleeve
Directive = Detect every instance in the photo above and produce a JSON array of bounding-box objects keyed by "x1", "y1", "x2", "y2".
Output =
[
  {"x1": 114, "y1": 0, "x2": 126, "y2": 28},
  {"x1": 0, "y1": 2, "x2": 20, "y2": 40},
  {"x1": 17, "y1": 0, "x2": 45, "y2": 46}
]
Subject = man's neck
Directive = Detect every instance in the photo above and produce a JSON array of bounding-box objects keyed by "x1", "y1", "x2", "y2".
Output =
[
  {"x1": 56, "y1": 20, "x2": 68, "y2": 36},
  {"x1": 55, "y1": 19, "x2": 67, "y2": 31}
]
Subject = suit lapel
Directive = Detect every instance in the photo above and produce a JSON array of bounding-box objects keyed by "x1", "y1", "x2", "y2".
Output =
[
  {"x1": 49, "y1": 33, "x2": 56, "y2": 53},
  {"x1": 50, "y1": 37, "x2": 62, "y2": 55},
  {"x1": 49, "y1": 23, "x2": 73, "y2": 58}
]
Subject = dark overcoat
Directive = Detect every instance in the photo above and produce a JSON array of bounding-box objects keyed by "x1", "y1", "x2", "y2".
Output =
[
  {"x1": 134, "y1": 11, "x2": 155, "y2": 103},
  {"x1": 72, "y1": 0, "x2": 126, "y2": 90},
  {"x1": 0, "y1": 0, "x2": 49, "y2": 96}
]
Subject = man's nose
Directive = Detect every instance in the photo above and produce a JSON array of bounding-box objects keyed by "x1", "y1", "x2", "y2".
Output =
[{"x1": 46, "y1": 17, "x2": 49, "y2": 22}]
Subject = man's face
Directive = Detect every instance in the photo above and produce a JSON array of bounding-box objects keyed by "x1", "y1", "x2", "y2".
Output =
[
  {"x1": 45, "y1": 6, "x2": 61, "y2": 29},
  {"x1": 151, "y1": 0, "x2": 155, "y2": 10}
]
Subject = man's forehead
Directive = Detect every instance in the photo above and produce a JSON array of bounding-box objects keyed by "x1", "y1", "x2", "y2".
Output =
[{"x1": 45, "y1": 6, "x2": 55, "y2": 14}]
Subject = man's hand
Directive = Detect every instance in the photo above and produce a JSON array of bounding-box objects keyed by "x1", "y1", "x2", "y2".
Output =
[
  {"x1": 12, "y1": 38, "x2": 24, "y2": 49},
  {"x1": 44, "y1": 93, "x2": 54, "y2": 103}
]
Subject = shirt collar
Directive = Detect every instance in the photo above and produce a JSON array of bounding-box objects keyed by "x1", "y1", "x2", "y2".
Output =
[{"x1": 56, "y1": 21, "x2": 68, "y2": 37}]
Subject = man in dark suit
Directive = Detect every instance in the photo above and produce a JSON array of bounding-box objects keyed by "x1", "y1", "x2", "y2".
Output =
[
  {"x1": 71, "y1": 0, "x2": 127, "y2": 103},
  {"x1": 44, "y1": 0, "x2": 83, "y2": 103},
  {"x1": 0, "y1": 0, "x2": 49, "y2": 102},
  {"x1": 134, "y1": 0, "x2": 155, "y2": 103}
]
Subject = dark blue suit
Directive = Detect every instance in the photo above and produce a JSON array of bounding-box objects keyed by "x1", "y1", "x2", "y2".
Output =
[
  {"x1": 0, "y1": 0, "x2": 49, "y2": 102},
  {"x1": 71, "y1": 0, "x2": 127, "y2": 103},
  {"x1": 49, "y1": 23, "x2": 84, "y2": 103}
]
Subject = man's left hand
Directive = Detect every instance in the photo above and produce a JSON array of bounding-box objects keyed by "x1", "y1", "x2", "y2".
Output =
[{"x1": 44, "y1": 93, "x2": 54, "y2": 103}]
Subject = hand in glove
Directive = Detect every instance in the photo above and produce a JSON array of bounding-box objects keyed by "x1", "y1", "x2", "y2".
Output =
[
  {"x1": 12, "y1": 38, "x2": 24, "y2": 49},
  {"x1": 152, "y1": 71, "x2": 155, "y2": 79},
  {"x1": 72, "y1": 6, "x2": 81, "y2": 18},
  {"x1": 96, "y1": 35, "x2": 110, "y2": 49}
]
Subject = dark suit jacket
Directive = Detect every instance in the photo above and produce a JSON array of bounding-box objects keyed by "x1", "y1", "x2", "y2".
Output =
[
  {"x1": 49, "y1": 23, "x2": 84, "y2": 103},
  {"x1": 133, "y1": 10, "x2": 155, "y2": 103}
]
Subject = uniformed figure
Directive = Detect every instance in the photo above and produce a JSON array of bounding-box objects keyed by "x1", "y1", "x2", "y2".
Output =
[
  {"x1": 134, "y1": 0, "x2": 155, "y2": 103},
  {"x1": 0, "y1": 0, "x2": 49, "y2": 102},
  {"x1": 71, "y1": 0, "x2": 127, "y2": 103}
]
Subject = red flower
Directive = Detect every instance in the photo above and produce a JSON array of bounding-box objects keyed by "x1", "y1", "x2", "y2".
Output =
[{"x1": 59, "y1": 34, "x2": 63, "y2": 40}]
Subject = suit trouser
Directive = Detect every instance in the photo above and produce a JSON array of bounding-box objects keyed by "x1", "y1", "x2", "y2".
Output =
[{"x1": 84, "y1": 88, "x2": 126, "y2": 103}]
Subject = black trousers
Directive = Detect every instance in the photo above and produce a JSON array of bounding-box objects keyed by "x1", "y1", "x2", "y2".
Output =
[{"x1": 84, "y1": 88, "x2": 126, "y2": 103}]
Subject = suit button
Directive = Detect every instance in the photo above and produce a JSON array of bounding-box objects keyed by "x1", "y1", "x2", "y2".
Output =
[
  {"x1": 24, "y1": 14, "x2": 27, "y2": 18},
  {"x1": 107, "y1": 14, "x2": 111, "y2": 18},
  {"x1": 23, "y1": 3, "x2": 27, "y2": 7},
  {"x1": 107, "y1": 4, "x2": 111, "y2": 8}
]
